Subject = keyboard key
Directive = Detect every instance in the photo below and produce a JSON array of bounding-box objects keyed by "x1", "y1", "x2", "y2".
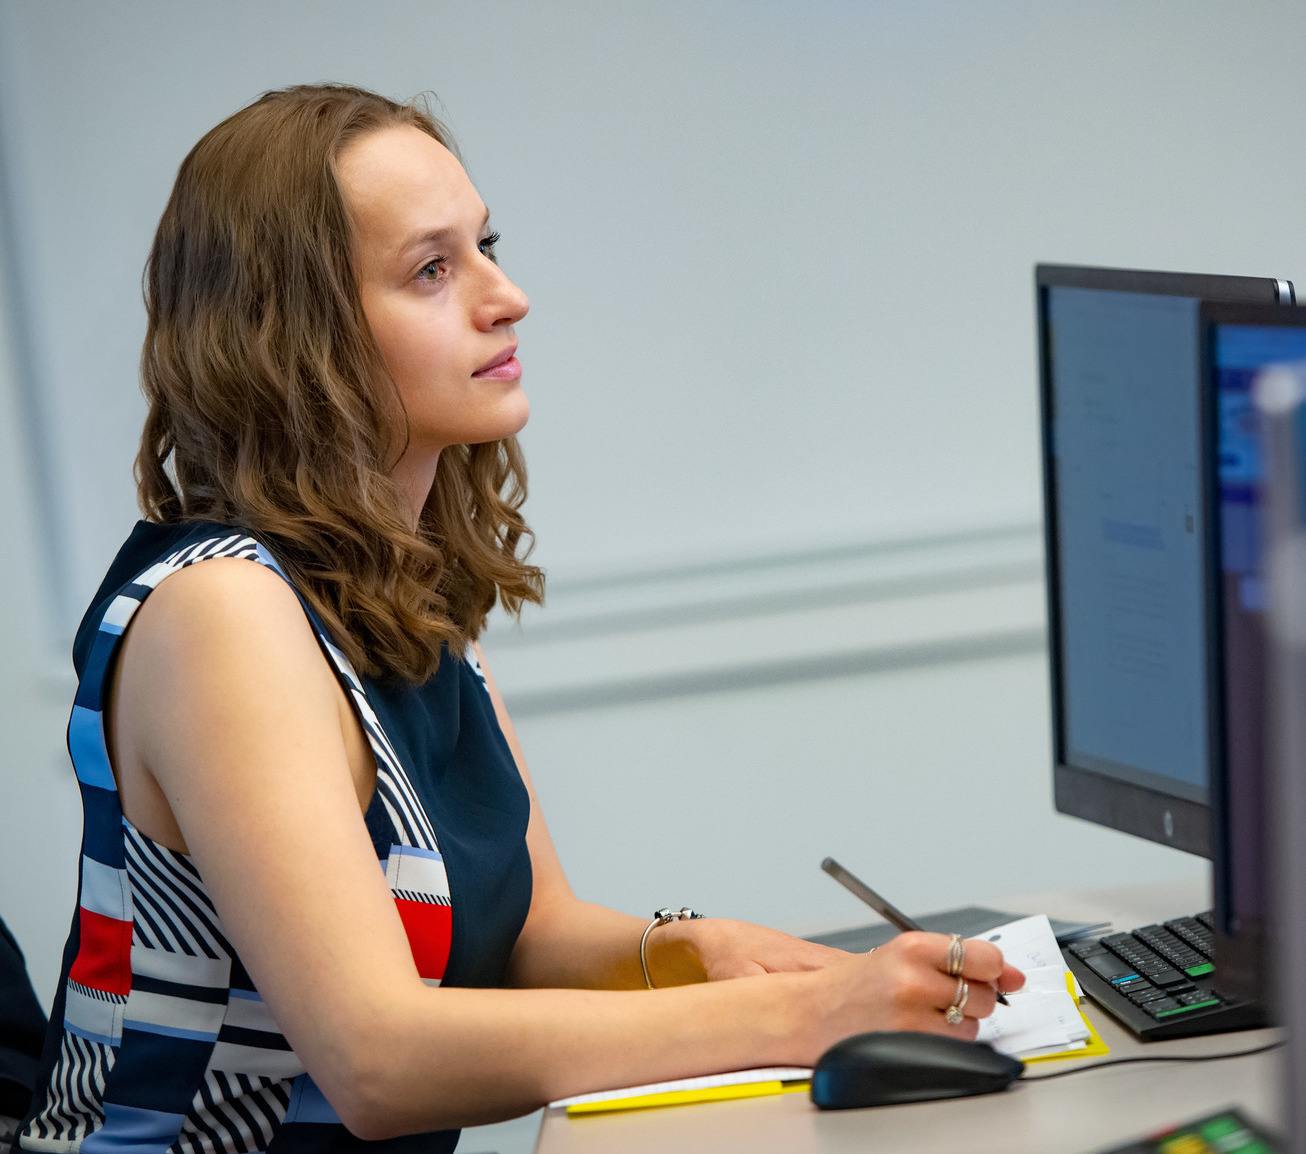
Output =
[
  {"x1": 1134, "y1": 923, "x2": 1200, "y2": 964},
  {"x1": 1167, "y1": 916, "x2": 1216, "y2": 957},
  {"x1": 1178, "y1": 991, "x2": 1222, "y2": 1008},
  {"x1": 1146, "y1": 997, "x2": 1180, "y2": 1017},
  {"x1": 1102, "y1": 939, "x2": 1164, "y2": 966},
  {"x1": 1154, "y1": 999, "x2": 1220, "y2": 1018},
  {"x1": 1100, "y1": 934, "x2": 1187, "y2": 986},
  {"x1": 1127, "y1": 986, "x2": 1171, "y2": 1005},
  {"x1": 1084, "y1": 953, "x2": 1139, "y2": 984}
]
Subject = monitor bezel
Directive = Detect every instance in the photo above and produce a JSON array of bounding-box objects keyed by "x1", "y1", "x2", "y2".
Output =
[
  {"x1": 1037, "y1": 264, "x2": 1292, "y2": 859},
  {"x1": 1199, "y1": 300, "x2": 1306, "y2": 1007}
]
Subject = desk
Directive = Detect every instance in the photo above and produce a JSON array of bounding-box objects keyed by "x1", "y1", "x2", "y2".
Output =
[{"x1": 535, "y1": 880, "x2": 1283, "y2": 1154}]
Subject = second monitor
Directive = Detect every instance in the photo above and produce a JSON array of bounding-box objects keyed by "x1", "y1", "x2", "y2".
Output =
[{"x1": 1038, "y1": 263, "x2": 1294, "y2": 857}]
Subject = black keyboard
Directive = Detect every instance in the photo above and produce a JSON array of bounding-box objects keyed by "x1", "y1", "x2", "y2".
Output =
[{"x1": 1063, "y1": 910, "x2": 1269, "y2": 1040}]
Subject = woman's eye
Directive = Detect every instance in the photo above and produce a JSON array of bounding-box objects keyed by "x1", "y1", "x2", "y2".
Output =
[
  {"x1": 416, "y1": 257, "x2": 447, "y2": 283},
  {"x1": 416, "y1": 233, "x2": 501, "y2": 284}
]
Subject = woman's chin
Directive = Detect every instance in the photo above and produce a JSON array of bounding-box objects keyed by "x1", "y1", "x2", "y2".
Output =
[
  {"x1": 470, "y1": 391, "x2": 530, "y2": 444},
  {"x1": 495, "y1": 389, "x2": 530, "y2": 437}
]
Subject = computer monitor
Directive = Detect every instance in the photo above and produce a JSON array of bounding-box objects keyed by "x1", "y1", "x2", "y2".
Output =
[
  {"x1": 1199, "y1": 302, "x2": 1306, "y2": 1010},
  {"x1": 1037, "y1": 264, "x2": 1294, "y2": 857},
  {"x1": 1256, "y1": 358, "x2": 1306, "y2": 1154}
]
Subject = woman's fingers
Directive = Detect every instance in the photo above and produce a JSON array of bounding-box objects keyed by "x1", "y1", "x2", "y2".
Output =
[
  {"x1": 954, "y1": 941, "x2": 1027, "y2": 1013},
  {"x1": 888, "y1": 932, "x2": 1025, "y2": 1020},
  {"x1": 955, "y1": 937, "x2": 1005, "y2": 983},
  {"x1": 892, "y1": 931, "x2": 1007, "y2": 983},
  {"x1": 925, "y1": 932, "x2": 1028, "y2": 991},
  {"x1": 907, "y1": 994, "x2": 983, "y2": 1039},
  {"x1": 853, "y1": 931, "x2": 1029, "y2": 1042},
  {"x1": 997, "y1": 961, "x2": 1027, "y2": 995},
  {"x1": 923, "y1": 969, "x2": 997, "y2": 1019}
]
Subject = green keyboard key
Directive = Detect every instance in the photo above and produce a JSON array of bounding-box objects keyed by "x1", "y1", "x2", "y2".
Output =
[
  {"x1": 1154, "y1": 998, "x2": 1221, "y2": 1018},
  {"x1": 1185, "y1": 962, "x2": 1215, "y2": 977}
]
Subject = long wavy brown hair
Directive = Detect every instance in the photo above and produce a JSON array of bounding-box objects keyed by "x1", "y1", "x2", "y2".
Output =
[{"x1": 136, "y1": 82, "x2": 544, "y2": 682}]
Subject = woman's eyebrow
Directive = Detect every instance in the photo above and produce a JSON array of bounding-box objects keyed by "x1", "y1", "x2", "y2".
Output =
[{"x1": 393, "y1": 206, "x2": 491, "y2": 261}]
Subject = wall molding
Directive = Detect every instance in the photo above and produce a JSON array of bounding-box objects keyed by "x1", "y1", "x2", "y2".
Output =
[{"x1": 482, "y1": 520, "x2": 1048, "y2": 717}]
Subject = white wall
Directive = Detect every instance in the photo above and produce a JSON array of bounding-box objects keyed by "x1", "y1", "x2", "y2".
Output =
[{"x1": 4, "y1": 0, "x2": 1276, "y2": 1038}]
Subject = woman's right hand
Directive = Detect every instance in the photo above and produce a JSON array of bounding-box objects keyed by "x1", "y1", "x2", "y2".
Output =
[{"x1": 800, "y1": 931, "x2": 1027, "y2": 1057}]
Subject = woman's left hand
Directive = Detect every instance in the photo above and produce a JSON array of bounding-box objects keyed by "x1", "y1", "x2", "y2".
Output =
[{"x1": 654, "y1": 916, "x2": 850, "y2": 984}]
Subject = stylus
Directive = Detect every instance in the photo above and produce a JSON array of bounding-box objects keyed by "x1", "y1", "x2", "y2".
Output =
[{"x1": 820, "y1": 856, "x2": 1009, "y2": 1006}]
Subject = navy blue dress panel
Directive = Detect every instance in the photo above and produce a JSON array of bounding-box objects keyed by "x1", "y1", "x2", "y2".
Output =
[{"x1": 365, "y1": 668, "x2": 533, "y2": 991}]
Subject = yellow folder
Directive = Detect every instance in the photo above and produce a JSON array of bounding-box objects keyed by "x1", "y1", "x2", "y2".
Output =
[{"x1": 564, "y1": 1078, "x2": 810, "y2": 1116}]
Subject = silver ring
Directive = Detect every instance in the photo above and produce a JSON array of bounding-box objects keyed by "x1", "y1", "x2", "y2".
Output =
[
  {"x1": 945, "y1": 933, "x2": 965, "y2": 978},
  {"x1": 945, "y1": 978, "x2": 969, "y2": 1025}
]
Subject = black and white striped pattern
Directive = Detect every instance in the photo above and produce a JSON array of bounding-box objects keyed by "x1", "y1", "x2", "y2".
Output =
[
  {"x1": 318, "y1": 636, "x2": 443, "y2": 853},
  {"x1": 124, "y1": 825, "x2": 230, "y2": 959},
  {"x1": 391, "y1": 890, "x2": 452, "y2": 906},
  {"x1": 65, "y1": 980, "x2": 125, "y2": 1006},
  {"x1": 174, "y1": 1070, "x2": 292, "y2": 1154},
  {"x1": 164, "y1": 535, "x2": 262, "y2": 573},
  {"x1": 20, "y1": 1032, "x2": 113, "y2": 1151}
]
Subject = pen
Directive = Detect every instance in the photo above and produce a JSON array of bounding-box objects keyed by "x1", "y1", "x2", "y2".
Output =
[{"x1": 820, "y1": 857, "x2": 1009, "y2": 1006}]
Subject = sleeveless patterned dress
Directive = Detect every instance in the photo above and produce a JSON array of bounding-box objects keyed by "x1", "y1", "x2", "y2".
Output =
[{"x1": 17, "y1": 521, "x2": 534, "y2": 1154}]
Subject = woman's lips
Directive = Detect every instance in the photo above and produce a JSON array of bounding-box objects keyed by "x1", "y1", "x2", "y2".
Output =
[{"x1": 472, "y1": 355, "x2": 521, "y2": 380}]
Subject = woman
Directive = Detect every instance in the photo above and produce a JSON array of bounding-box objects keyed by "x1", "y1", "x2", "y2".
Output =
[{"x1": 17, "y1": 83, "x2": 1023, "y2": 1152}]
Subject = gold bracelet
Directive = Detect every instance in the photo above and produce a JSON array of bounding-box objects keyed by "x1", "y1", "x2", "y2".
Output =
[{"x1": 639, "y1": 906, "x2": 705, "y2": 988}]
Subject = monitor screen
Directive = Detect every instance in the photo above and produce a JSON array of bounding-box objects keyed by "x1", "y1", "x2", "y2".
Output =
[
  {"x1": 1038, "y1": 265, "x2": 1293, "y2": 857},
  {"x1": 1205, "y1": 316, "x2": 1306, "y2": 942},
  {"x1": 1049, "y1": 286, "x2": 1208, "y2": 801}
]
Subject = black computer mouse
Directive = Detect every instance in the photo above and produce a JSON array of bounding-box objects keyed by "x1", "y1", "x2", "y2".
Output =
[{"x1": 810, "y1": 1031, "x2": 1025, "y2": 1110}]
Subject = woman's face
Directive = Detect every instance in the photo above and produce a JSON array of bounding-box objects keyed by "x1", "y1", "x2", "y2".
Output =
[{"x1": 337, "y1": 124, "x2": 530, "y2": 469}]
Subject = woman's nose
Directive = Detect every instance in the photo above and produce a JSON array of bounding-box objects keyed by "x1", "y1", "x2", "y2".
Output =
[{"x1": 479, "y1": 264, "x2": 530, "y2": 329}]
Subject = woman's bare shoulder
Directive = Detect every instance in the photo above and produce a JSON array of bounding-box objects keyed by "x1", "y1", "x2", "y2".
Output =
[
  {"x1": 124, "y1": 551, "x2": 331, "y2": 675},
  {"x1": 114, "y1": 554, "x2": 338, "y2": 754},
  {"x1": 131, "y1": 553, "x2": 307, "y2": 636}
]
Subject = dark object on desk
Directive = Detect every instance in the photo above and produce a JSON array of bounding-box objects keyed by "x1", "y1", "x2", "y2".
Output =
[
  {"x1": 810, "y1": 1031, "x2": 1023, "y2": 1110},
  {"x1": 807, "y1": 905, "x2": 1108, "y2": 952},
  {"x1": 1088, "y1": 1105, "x2": 1281, "y2": 1153},
  {"x1": 0, "y1": 914, "x2": 47, "y2": 1125}
]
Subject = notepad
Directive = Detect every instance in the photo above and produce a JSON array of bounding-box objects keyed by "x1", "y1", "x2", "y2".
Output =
[
  {"x1": 974, "y1": 914, "x2": 1108, "y2": 1062},
  {"x1": 550, "y1": 913, "x2": 1107, "y2": 1115}
]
